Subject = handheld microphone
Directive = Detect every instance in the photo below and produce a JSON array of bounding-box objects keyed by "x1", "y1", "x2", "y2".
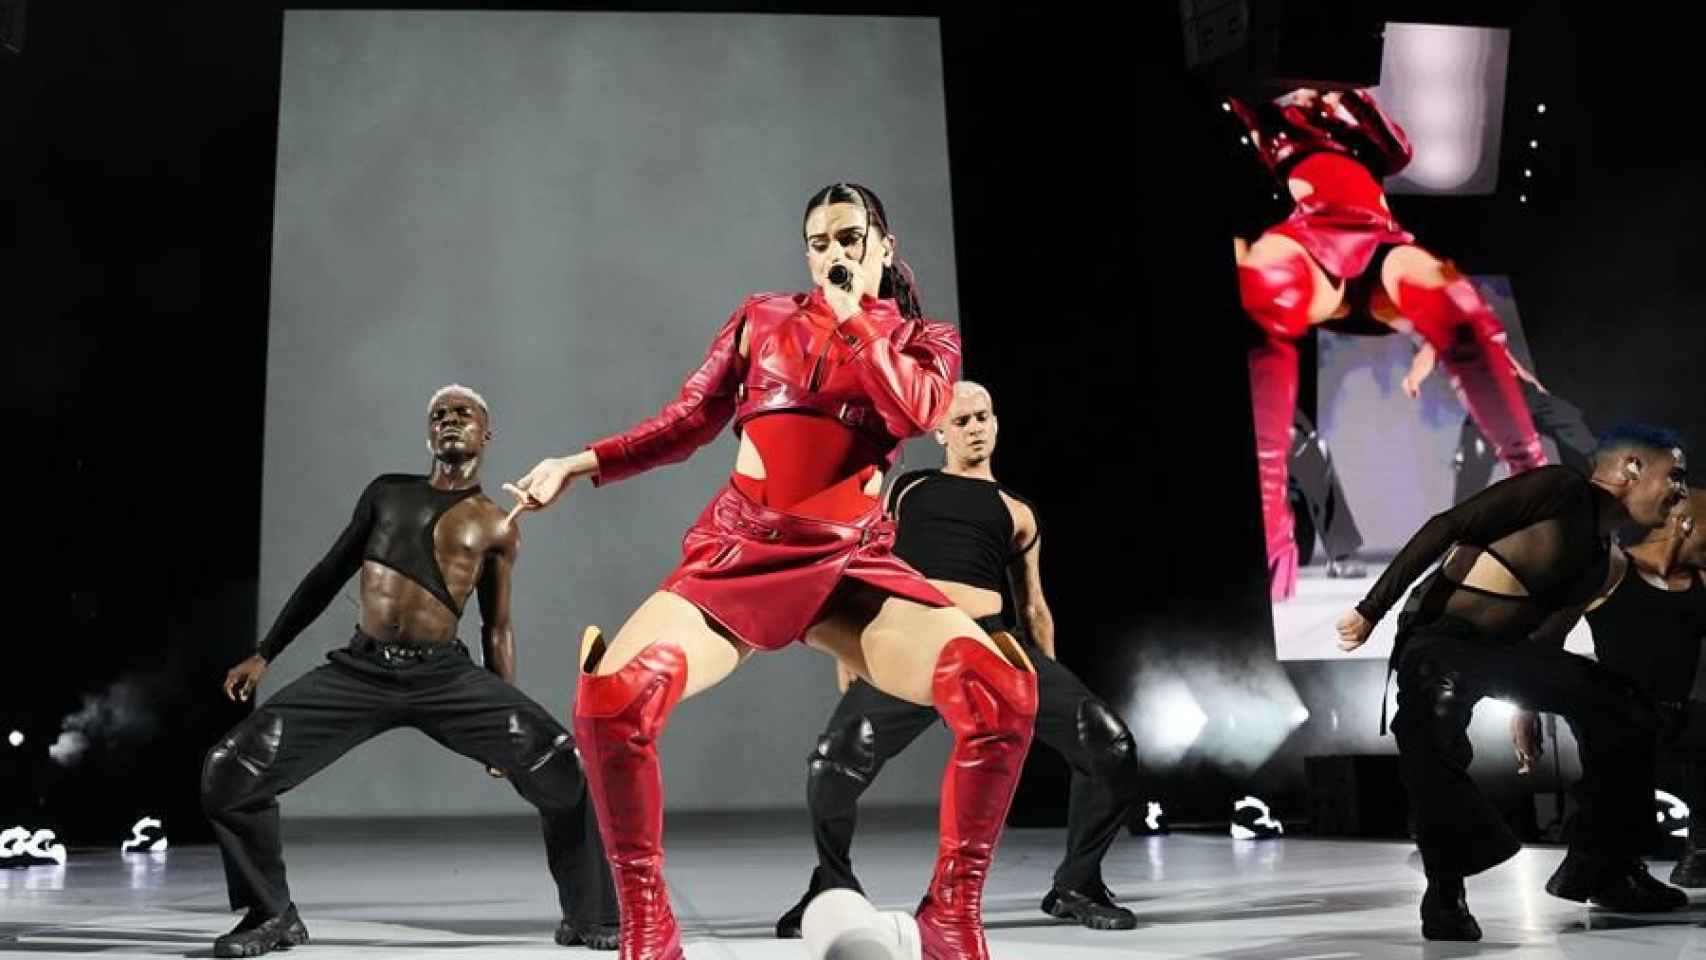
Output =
[{"x1": 827, "y1": 264, "x2": 851, "y2": 288}]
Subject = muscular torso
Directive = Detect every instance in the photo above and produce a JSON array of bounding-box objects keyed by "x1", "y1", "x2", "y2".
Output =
[
  {"x1": 359, "y1": 494, "x2": 510, "y2": 645},
  {"x1": 256, "y1": 474, "x2": 516, "y2": 660}
]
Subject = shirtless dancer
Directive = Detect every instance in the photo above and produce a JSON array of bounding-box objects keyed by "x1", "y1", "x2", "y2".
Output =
[{"x1": 200, "y1": 386, "x2": 616, "y2": 957}]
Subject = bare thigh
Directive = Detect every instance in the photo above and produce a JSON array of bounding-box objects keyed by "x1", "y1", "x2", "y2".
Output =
[
  {"x1": 1380, "y1": 243, "x2": 1452, "y2": 304},
  {"x1": 1241, "y1": 231, "x2": 1345, "y2": 324},
  {"x1": 804, "y1": 584, "x2": 1031, "y2": 707},
  {"x1": 589, "y1": 590, "x2": 750, "y2": 702}
]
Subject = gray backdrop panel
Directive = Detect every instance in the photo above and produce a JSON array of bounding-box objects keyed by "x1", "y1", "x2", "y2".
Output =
[{"x1": 263, "y1": 10, "x2": 959, "y2": 816}]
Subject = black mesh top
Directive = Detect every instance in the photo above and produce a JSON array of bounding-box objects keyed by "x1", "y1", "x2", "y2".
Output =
[
  {"x1": 257, "y1": 475, "x2": 482, "y2": 660},
  {"x1": 1359, "y1": 466, "x2": 1612, "y2": 641}
]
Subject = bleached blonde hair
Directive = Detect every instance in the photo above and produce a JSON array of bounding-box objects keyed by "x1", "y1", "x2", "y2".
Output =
[
  {"x1": 954, "y1": 380, "x2": 992, "y2": 407},
  {"x1": 428, "y1": 383, "x2": 489, "y2": 418}
]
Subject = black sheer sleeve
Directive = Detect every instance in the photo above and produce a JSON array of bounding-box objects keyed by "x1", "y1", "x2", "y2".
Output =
[
  {"x1": 1356, "y1": 467, "x2": 1588, "y2": 623},
  {"x1": 257, "y1": 479, "x2": 378, "y2": 661}
]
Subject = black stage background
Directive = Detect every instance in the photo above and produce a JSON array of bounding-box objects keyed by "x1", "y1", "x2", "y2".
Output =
[{"x1": 5, "y1": 1, "x2": 1704, "y2": 842}]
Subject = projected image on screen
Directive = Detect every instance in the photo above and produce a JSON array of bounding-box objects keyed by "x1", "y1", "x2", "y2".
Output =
[
  {"x1": 1274, "y1": 279, "x2": 1597, "y2": 660},
  {"x1": 1222, "y1": 23, "x2": 1599, "y2": 660},
  {"x1": 261, "y1": 11, "x2": 960, "y2": 816}
]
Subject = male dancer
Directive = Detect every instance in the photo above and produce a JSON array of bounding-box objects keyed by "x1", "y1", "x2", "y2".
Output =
[
  {"x1": 776, "y1": 382, "x2": 1141, "y2": 937},
  {"x1": 202, "y1": 386, "x2": 616, "y2": 957},
  {"x1": 1338, "y1": 425, "x2": 1690, "y2": 941},
  {"x1": 1513, "y1": 488, "x2": 1706, "y2": 884}
]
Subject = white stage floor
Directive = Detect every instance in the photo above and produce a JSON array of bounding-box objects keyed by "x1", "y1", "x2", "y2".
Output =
[{"x1": 4, "y1": 812, "x2": 1704, "y2": 958}]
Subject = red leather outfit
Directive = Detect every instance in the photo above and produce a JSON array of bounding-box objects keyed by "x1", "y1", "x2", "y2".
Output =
[
  {"x1": 1230, "y1": 91, "x2": 1546, "y2": 600},
  {"x1": 575, "y1": 288, "x2": 1038, "y2": 960},
  {"x1": 1230, "y1": 92, "x2": 1415, "y2": 281}
]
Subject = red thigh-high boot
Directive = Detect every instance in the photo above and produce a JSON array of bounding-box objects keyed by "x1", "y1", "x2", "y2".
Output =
[
  {"x1": 1248, "y1": 335, "x2": 1300, "y2": 601},
  {"x1": 915, "y1": 636, "x2": 1039, "y2": 960},
  {"x1": 573, "y1": 635, "x2": 688, "y2": 960},
  {"x1": 1397, "y1": 276, "x2": 1546, "y2": 475},
  {"x1": 1239, "y1": 254, "x2": 1313, "y2": 601}
]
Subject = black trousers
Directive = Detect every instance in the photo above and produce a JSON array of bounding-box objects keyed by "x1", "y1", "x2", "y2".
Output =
[
  {"x1": 200, "y1": 633, "x2": 617, "y2": 928},
  {"x1": 805, "y1": 624, "x2": 1139, "y2": 894},
  {"x1": 1454, "y1": 382, "x2": 1596, "y2": 503},
  {"x1": 1391, "y1": 616, "x2": 1660, "y2": 880},
  {"x1": 1290, "y1": 410, "x2": 1364, "y2": 562}
]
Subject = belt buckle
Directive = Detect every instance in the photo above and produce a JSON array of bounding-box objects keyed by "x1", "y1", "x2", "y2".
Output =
[{"x1": 836, "y1": 402, "x2": 866, "y2": 427}]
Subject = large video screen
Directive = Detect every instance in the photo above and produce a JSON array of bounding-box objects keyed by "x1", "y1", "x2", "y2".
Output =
[{"x1": 1224, "y1": 23, "x2": 1599, "y2": 660}]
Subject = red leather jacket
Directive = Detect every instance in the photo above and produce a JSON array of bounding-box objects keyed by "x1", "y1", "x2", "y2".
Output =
[
  {"x1": 1228, "y1": 89, "x2": 1412, "y2": 181},
  {"x1": 590, "y1": 289, "x2": 962, "y2": 486}
]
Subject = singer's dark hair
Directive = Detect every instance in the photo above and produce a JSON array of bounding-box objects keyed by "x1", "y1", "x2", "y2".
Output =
[{"x1": 803, "y1": 182, "x2": 924, "y2": 319}]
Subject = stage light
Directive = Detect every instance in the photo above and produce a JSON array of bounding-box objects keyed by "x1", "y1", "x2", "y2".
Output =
[
  {"x1": 0, "y1": 826, "x2": 67, "y2": 866},
  {"x1": 1291, "y1": 706, "x2": 1310, "y2": 724},
  {"x1": 1482, "y1": 697, "x2": 1521, "y2": 720},
  {"x1": 1656, "y1": 790, "x2": 1690, "y2": 839},
  {"x1": 1240, "y1": 136, "x2": 1250, "y2": 146},
  {"x1": 1529, "y1": 139, "x2": 1539, "y2": 149},
  {"x1": 1154, "y1": 687, "x2": 1208, "y2": 754},
  {"x1": 6, "y1": 730, "x2": 20, "y2": 747},
  {"x1": 1519, "y1": 195, "x2": 1528, "y2": 203},
  {"x1": 1536, "y1": 103, "x2": 1547, "y2": 114},
  {"x1": 122, "y1": 816, "x2": 169, "y2": 854},
  {"x1": 1523, "y1": 168, "x2": 1532, "y2": 178},
  {"x1": 1222, "y1": 101, "x2": 1231, "y2": 112},
  {"x1": 1230, "y1": 796, "x2": 1284, "y2": 840}
]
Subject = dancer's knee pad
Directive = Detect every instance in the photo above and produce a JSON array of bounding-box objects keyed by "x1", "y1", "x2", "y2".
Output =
[
  {"x1": 507, "y1": 709, "x2": 584, "y2": 801},
  {"x1": 1075, "y1": 699, "x2": 1140, "y2": 801},
  {"x1": 808, "y1": 716, "x2": 879, "y2": 796},
  {"x1": 1238, "y1": 254, "x2": 1316, "y2": 339},
  {"x1": 508, "y1": 709, "x2": 572, "y2": 773},
  {"x1": 201, "y1": 709, "x2": 284, "y2": 811},
  {"x1": 1395, "y1": 657, "x2": 1472, "y2": 749}
]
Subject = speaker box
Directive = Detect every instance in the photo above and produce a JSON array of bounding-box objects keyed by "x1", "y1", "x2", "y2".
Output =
[
  {"x1": 1182, "y1": 0, "x2": 1384, "y2": 94},
  {"x1": 1306, "y1": 754, "x2": 1409, "y2": 838},
  {"x1": 1, "y1": 0, "x2": 25, "y2": 56}
]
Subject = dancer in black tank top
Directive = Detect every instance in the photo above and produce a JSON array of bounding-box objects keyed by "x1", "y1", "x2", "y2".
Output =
[
  {"x1": 1337, "y1": 425, "x2": 1691, "y2": 941},
  {"x1": 775, "y1": 383, "x2": 1142, "y2": 937},
  {"x1": 201, "y1": 387, "x2": 617, "y2": 956},
  {"x1": 1512, "y1": 489, "x2": 1706, "y2": 885}
]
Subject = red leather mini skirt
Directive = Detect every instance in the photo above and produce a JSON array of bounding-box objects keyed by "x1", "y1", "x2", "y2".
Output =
[{"x1": 660, "y1": 481, "x2": 951, "y2": 651}]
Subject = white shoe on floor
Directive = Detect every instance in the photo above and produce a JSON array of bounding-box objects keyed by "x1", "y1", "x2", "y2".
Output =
[{"x1": 801, "y1": 888, "x2": 921, "y2": 960}]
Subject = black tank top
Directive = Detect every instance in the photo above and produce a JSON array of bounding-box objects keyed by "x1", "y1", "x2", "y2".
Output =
[
  {"x1": 888, "y1": 470, "x2": 1037, "y2": 593},
  {"x1": 1587, "y1": 570, "x2": 1706, "y2": 703}
]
